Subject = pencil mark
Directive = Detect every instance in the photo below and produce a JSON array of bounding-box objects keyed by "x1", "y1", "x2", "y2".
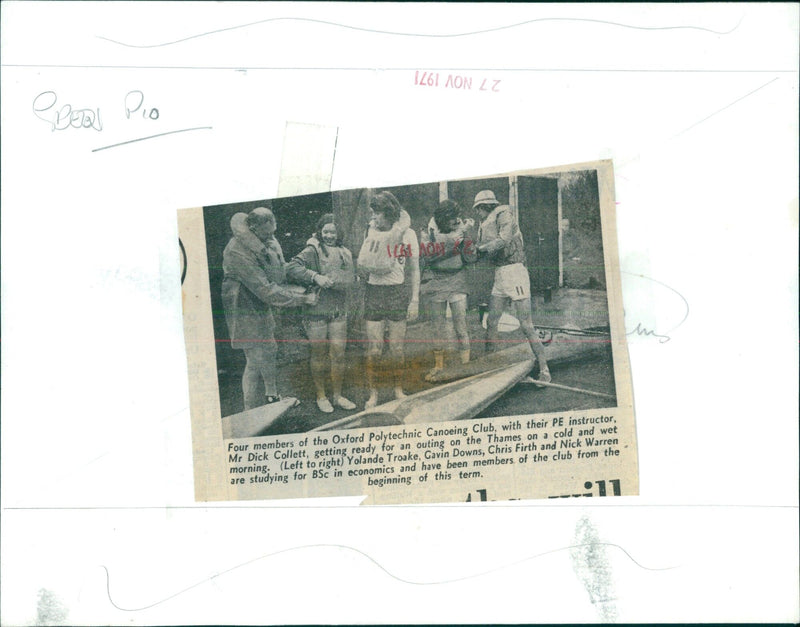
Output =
[
  {"x1": 91, "y1": 126, "x2": 212, "y2": 152},
  {"x1": 674, "y1": 77, "x2": 779, "y2": 137},
  {"x1": 102, "y1": 541, "x2": 675, "y2": 611},
  {"x1": 97, "y1": 15, "x2": 743, "y2": 49},
  {"x1": 620, "y1": 271, "x2": 690, "y2": 341},
  {"x1": 626, "y1": 321, "x2": 671, "y2": 343},
  {"x1": 33, "y1": 90, "x2": 103, "y2": 132}
]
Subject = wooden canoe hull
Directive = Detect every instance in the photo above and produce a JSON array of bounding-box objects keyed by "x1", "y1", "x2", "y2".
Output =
[
  {"x1": 312, "y1": 358, "x2": 535, "y2": 431},
  {"x1": 222, "y1": 397, "x2": 300, "y2": 439},
  {"x1": 426, "y1": 329, "x2": 609, "y2": 384}
]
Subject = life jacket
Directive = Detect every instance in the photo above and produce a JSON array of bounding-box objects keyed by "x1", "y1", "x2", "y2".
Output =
[
  {"x1": 422, "y1": 217, "x2": 463, "y2": 272},
  {"x1": 230, "y1": 212, "x2": 286, "y2": 284},
  {"x1": 479, "y1": 205, "x2": 525, "y2": 266},
  {"x1": 305, "y1": 237, "x2": 355, "y2": 291},
  {"x1": 357, "y1": 210, "x2": 411, "y2": 276}
]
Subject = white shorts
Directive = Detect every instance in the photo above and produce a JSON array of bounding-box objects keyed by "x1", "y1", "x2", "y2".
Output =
[{"x1": 491, "y1": 263, "x2": 531, "y2": 301}]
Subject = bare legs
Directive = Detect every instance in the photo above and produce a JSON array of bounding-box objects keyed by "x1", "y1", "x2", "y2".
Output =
[
  {"x1": 429, "y1": 301, "x2": 448, "y2": 376},
  {"x1": 486, "y1": 295, "x2": 550, "y2": 380},
  {"x1": 513, "y1": 297, "x2": 550, "y2": 380},
  {"x1": 305, "y1": 323, "x2": 330, "y2": 404},
  {"x1": 387, "y1": 320, "x2": 407, "y2": 400},
  {"x1": 450, "y1": 298, "x2": 470, "y2": 363},
  {"x1": 307, "y1": 317, "x2": 355, "y2": 412},
  {"x1": 426, "y1": 298, "x2": 470, "y2": 380},
  {"x1": 485, "y1": 295, "x2": 505, "y2": 354},
  {"x1": 364, "y1": 320, "x2": 383, "y2": 409},
  {"x1": 365, "y1": 319, "x2": 407, "y2": 409},
  {"x1": 328, "y1": 319, "x2": 348, "y2": 402}
]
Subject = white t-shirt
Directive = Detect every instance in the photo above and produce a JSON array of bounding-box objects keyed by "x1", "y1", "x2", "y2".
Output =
[{"x1": 368, "y1": 227, "x2": 419, "y2": 286}]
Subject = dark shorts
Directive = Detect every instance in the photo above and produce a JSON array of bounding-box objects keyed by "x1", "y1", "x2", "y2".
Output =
[
  {"x1": 364, "y1": 283, "x2": 409, "y2": 322},
  {"x1": 303, "y1": 311, "x2": 347, "y2": 332},
  {"x1": 420, "y1": 268, "x2": 468, "y2": 302}
]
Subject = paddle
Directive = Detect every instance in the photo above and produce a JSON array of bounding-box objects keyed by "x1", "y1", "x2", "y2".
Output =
[{"x1": 519, "y1": 377, "x2": 615, "y2": 399}]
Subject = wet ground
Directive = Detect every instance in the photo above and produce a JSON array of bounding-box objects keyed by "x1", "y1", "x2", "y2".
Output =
[
  {"x1": 216, "y1": 289, "x2": 617, "y2": 435},
  {"x1": 474, "y1": 351, "x2": 616, "y2": 419},
  {"x1": 257, "y1": 344, "x2": 615, "y2": 435}
]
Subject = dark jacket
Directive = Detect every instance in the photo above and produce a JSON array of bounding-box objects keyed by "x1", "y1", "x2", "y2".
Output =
[{"x1": 221, "y1": 234, "x2": 305, "y2": 349}]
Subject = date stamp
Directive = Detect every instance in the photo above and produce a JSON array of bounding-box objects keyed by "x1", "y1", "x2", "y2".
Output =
[{"x1": 414, "y1": 71, "x2": 501, "y2": 92}]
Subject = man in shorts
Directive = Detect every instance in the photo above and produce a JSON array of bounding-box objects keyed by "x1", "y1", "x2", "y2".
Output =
[
  {"x1": 474, "y1": 190, "x2": 551, "y2": 384},
  {"x1": 360, "y1": 191, "x2": 420, "y2": 409}
]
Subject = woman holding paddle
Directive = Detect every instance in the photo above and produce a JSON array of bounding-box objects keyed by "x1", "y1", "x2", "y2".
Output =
[{"x1": 286, "y1": 214, "x2": 357, "y2": 413}]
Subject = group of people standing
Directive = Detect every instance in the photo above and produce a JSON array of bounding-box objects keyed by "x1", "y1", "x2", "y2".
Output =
[{"x1": 220, "y1": 189, "x2": 551, "y2": 417}]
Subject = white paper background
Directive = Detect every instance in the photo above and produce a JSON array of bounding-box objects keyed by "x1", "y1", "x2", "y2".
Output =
[{"x1": 2, "y1": 2, "x2": 798, "y2": 624}]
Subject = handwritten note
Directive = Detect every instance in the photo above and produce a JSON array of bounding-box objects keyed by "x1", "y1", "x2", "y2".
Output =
[
  {"x1": 31, "y1": 89, "x2": 211, "y2": 152},
  {"x1": 621, "y1": 272, "x2": 689, "y2": 344}
]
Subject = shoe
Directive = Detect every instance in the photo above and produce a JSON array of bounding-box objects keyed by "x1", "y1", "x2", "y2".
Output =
[
  {"x1": 333, "y1": 395, "x2": 356, "y2": 410},
  {"x1": 316, "y1": 398, "x2": 334, "y2": 413},
  {"x1": 394, "y1": 388, "x2": 408, "y2": 400},
  {"x1": 535, "y1": 368, "x2": 552, "y2": 388},
  {"x1": 365, "y1": 394, "x2": 379, "y2": 410},
  {"x1": 265, "y1": 395, "x2": 281, "y2": 404}
]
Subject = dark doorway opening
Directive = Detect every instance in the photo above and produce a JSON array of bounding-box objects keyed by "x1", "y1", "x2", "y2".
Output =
[{"x1": 517, "y1": 176, "x2": 559, "y2": 293}]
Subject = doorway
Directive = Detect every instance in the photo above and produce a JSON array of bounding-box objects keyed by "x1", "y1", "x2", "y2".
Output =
[{"x1": 517, "y1": 176, "x2": 559, "y2": 292}]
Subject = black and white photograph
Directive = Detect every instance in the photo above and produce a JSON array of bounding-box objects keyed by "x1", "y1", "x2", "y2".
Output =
[
  {"x1": 201, "y1": 166, "x2": 620, "y2": 438},
  {"x1": 179, "y1": 162, "x2": 636, "y2": 504}
]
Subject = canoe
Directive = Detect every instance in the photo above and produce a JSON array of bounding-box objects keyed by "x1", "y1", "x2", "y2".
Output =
[
  {"x1": 311, "y1": 355, "x2": 535, "y2": 431},
  {"x1": 425, "y1": 326, "x2": 610, "y2": 384},
  {"x1": 222, "y1": 397, "x2": 300, "y2": 439}
]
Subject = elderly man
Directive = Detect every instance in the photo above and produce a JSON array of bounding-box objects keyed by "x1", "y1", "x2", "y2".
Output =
[
  {"x1": 222, "y1": 207, "x2": 317, "y2": 410},
  {"x1": 474, "y1": 190, "x2": 551, "y2": 384}
]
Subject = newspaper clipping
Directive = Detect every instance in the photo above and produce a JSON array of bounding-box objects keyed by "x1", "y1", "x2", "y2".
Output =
[{"x1": 179, "y1": 160, "x2": 637, "y2": 504}]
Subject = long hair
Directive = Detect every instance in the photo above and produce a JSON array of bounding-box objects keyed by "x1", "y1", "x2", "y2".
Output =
[
  {"x1": 433, "y1": 199, "x2": 461, "y2": 234},
  {"x1": 314, "y1": 213, "x2": 339, "y2": 255},
  {"x1": 369, "y1": 190, "x2": 402, "y2": 225}
]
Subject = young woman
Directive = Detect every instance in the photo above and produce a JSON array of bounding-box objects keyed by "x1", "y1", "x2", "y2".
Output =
[
  {"x1": 358, "y1": 191, "x2": 420, "y2": 409},
  {"x1": 420, "y1": 199, "x2": 472, "y2": 380},
  {"x1": 286, "y1": 214, "x2": 357, "y2": 413}
]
